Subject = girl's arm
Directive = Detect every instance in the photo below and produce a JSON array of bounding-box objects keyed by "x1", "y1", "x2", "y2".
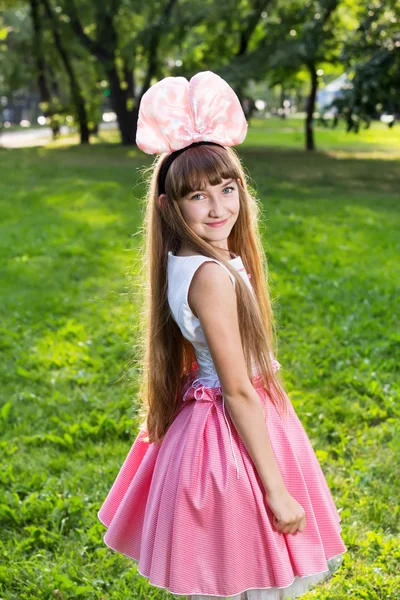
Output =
[{"x1": 188, "y1": 261, "x2": 285, "y2": 495}]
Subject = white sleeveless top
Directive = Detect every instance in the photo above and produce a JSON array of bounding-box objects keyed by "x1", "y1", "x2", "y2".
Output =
[
  {"x1": 167, "y1": 250, "x2": 280, "y2": 480},
  {"x1": 167, "y1": 250, "x2": 257, "y2": 387}
]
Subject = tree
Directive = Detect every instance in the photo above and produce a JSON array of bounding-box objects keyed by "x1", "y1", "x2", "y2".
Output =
[
  {"x1": 0, "y1": 1, "x2": 100, "y2": 142},
  {"x1": 215, "y1": 0, "x2": 360, "y2": 151},
  {"x1": 178, "y1": 0, "x2": 360, "y2": 151},
  {"x1": 0, "y1": 3, "x2": 38, "y2": 122},
  {"x1": 171, "y1": 0, "x2": 274, "y2": 108},
  {"x1": 63, "y1": 0, "x2": 179, "y2": 145},
  {"x1": 30, "y1": 0, "x2": 61, "y2": 137},
  {"x1": 250, "y1": 0, "x2": 343, "y2": 150},
  {"x1": 40, "y1": 0, "x2": 90, "y2": 143},
  {"x1": 332, "y1": 0, "x2": 400, "y2": 131}
]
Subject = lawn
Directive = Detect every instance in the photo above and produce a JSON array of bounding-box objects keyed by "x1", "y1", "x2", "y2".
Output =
[{"x1": 0, "y1": 118, "x2": 399, "y2": 599}]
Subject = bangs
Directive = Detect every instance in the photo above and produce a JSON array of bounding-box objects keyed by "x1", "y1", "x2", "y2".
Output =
[{"x1": 166, "y1": 145, "x2": 241, "y2": 200}]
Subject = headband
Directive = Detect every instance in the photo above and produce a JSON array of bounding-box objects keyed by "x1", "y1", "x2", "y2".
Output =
[
  {"x1": 157, "y1": 141, "x2": 226, "y2": 195},
  {"x1": 135, "y1": 70, "x2": 248, "y2": 195}
]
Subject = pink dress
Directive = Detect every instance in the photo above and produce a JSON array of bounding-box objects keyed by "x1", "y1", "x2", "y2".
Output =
[{"x1": 97, "y1": 252, "x2": 347, "y2": 599}]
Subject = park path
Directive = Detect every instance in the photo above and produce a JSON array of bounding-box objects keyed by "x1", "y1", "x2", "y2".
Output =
[{"x1": 0, "y1": 122, "x2": 116, "y2": 148}]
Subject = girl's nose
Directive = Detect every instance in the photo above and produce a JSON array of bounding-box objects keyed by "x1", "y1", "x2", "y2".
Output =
[{"x1": 208, "y1": 195, "x2": 225, "y2": 213}]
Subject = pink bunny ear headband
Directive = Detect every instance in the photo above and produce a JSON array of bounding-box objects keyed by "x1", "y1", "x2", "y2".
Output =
[{"x1": 135, "y1": 70, "x2": 248, "y2": 196}]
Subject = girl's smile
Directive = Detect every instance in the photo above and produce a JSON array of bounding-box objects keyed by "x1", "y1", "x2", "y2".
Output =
[
  {"x1": 205, "y1": 218, "x2": 229, "y2": 227},
  {"x1": 177, "y1": 177, "x2": 240, "y2": 248}
]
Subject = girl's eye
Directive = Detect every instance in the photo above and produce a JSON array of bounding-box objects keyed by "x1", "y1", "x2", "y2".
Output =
[{"x1": 190, "y1": 186, "x2": 235, "y2": 200}]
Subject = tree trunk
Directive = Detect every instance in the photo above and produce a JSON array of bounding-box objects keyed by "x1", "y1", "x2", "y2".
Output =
[
  {"x1": 47, "y1": 64, "x2": 61, "y2": 138},
  {"x1": 41, "y1": 0, "x2": 89, "y2": 144},
  {"x1": 107, "y1": 65, "x2": 137, "y2": 145},
  {"x1": 280, "y1": 85, "x2": 286, "y2": 119},
  {"x1": 305, "y1": 63, "x2": 318, "y2": 151},
  {"x1": 30, "y1": 0, "x2": 60, "y2": 137},
  {"x1": 65, "y1": 0, "x2": 177, "y2": 145}
]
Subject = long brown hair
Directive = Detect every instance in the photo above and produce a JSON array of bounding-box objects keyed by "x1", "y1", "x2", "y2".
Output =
[{"x1": 134, "y1": 144, "x2": 290, "y2": 444}]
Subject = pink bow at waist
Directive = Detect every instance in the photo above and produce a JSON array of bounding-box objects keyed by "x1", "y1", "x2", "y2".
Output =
[
  {"x1": 182, "y1": 378, "x2": 241, "y2": 480},
  {"x1": 181, "y1": 373, "x2": 272, "y2": 481}
]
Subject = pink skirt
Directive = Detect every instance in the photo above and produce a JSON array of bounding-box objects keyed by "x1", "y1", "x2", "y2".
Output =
[{"x1": 97, "y1": 368, "x2": 347, "y2": 598}]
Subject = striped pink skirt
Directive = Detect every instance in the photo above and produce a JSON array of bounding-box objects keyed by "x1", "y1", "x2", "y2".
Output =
[{"x1": 97, "y1": 368, "x2": 347, "y2": 598}]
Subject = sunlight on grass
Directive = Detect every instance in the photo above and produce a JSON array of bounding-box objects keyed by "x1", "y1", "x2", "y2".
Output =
[
  {"x1": 327, "y1": 149, "x2": 400, "y2": 160},
  {"x1": 0, "y1": 121, "x2": 399, "y2": 599}
]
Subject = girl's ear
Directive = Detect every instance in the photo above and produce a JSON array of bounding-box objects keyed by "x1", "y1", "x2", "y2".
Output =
[
  {"x1": 158, "y1": 194, "x2": 167, "y2": 209},
  {"x1": 237, "y1": 178, "x2": 242, "y2": 186}
]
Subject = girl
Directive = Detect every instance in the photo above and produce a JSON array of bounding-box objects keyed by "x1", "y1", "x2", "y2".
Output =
[{"x1": 97, "y1": 71, "x2": 347, "y2": 600}]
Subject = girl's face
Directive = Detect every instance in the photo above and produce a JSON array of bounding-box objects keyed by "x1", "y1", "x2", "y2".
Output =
[{"x1": 174, "y1": 177, "x2": 241, "y2": 248}]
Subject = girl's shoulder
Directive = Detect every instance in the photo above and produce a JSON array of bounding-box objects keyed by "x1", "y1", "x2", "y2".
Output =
[
  {"x1": 167, "y1": 251, "x2": 237, "y2": 287},
  {"x1": 167, "y1": 251, "x2": 239, "y2": 341},
  {"x1": 167, "y1": 251, "x2": 238, "y2": 288}
]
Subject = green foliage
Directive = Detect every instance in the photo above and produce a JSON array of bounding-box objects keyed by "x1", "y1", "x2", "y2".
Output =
[
  {"x1": 0, "y1": 4, "x2": 33, "y2": 95},
  {"x1": 219, "y1": 0, "x2": 357, "y2": 86},
  {"x1": 333, "y1": 0, "x2": 400, "y2": 129},
  {"x1": 0, "y1": 119, "x2": 399, "y2": 597},
  {"x1": 0, "y1": 1, "x2": 102, "y2": 135}
]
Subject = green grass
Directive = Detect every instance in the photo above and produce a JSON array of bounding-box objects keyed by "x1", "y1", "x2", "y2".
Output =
[
  {"x1": 0, "y1": 117, "x2": 399, "y2": 599},
  {"x1": 246, "y1": 116, "x2": 400, "y2": 155}
]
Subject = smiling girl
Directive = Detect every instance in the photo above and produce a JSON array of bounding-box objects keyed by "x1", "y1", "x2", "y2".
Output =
[
  {"x1": 175, "y1": 177, "x2": 237, "y2": 239},
  {"x1": 97, "y1": 71, "x2": 347, "y2": 600}
]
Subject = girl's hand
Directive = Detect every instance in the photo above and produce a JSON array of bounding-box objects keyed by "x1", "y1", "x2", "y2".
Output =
[{"x1": 265, "y1": 487, "x2": 306, "y2": 534}]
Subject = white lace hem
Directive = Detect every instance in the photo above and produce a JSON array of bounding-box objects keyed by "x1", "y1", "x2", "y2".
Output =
[
  {"x1": 185, "y1": 552, "x2": 346, "y2": 600},
  {"x1": 100, "y1": 509, "x2": 346, "y2": 599}
]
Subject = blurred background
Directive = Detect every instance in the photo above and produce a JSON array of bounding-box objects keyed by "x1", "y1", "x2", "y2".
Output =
[
  {"x1": 1, "y1": 0, "x2": 399, "y2": 149},
  {"x1": 0, "y1": 1, "x2": 399, "y2": 599}
]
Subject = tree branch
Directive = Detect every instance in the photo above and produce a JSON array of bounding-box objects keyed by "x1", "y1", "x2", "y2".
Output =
[
  {"x1": 236, "y1": 0, "x2": 271, "y2": 57},
  {"x1": 64, "y1": 0, "x2": 111, "y2": 62},
  {"x1": 30, "y1": 0, "x2": 51, "y2": 104},
  {"x1": 140, "y1": 0, "x2": 178, "y2": 98}
]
